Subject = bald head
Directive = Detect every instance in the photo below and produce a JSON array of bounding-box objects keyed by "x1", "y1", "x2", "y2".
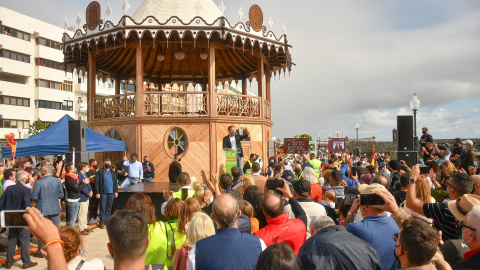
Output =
[
  {"x1": 372, "y1": 175, "x2": 389, "y2": 189},
  {"x1": 212, "y1": 193, "x2": 240, "y2": 228},
  {"x1": 261, "y1": 193, "x2": 284, "y2": 218}
]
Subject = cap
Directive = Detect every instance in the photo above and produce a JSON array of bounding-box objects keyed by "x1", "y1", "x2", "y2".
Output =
[
  {"x1": 447, "y1": 194, "x2": 480, "y2": 220},
  {"x1": 388, "y1": 160, "x2": 400, "y2": 171},
  {"x1": 379, "y1": 162, "x2": 386, "y2": 169},
  {"x1": 442, "y1": 143, "x2": 450, "y2": 148},
  {"x1": 293, "y1": 179, "x2": 311, "y2": 197},
  {"x1": 358, "y1": 183, "x2": 388, "y2": 194},
  {"x1": 463, "y1": 140, "x2": 473, "y2": 146}
]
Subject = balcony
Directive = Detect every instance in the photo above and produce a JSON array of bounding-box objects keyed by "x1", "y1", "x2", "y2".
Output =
[
  {"x1": 35, "y1": 66, "x2": 66, "y2": 82},
  {"x1": 0, "y1": 58, "x2": 32, "y2": 77},
  {"x1": 0, "y1": 81, "x2": 33, "y2": 97},
  {"x1": 0, "y1": 34, "x2": 34, "y2": 56},
  {"x1": 91, "y1": 92, "x2": 272, "y2": 121}
]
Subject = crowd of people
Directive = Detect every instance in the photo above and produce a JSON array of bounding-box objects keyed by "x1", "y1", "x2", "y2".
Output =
[{"x1": 0, "y1": 130, "x2": 479, "y2": 270}]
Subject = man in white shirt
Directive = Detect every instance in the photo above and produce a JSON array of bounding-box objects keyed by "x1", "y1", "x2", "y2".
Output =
[{"x1": 120, "y1": 154, "x2": 143, "y2": 189}]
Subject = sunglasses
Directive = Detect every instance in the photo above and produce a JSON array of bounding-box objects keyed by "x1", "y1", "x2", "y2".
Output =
[{"x1": 445, "y1": 180, "x2": 457, "y2": 190}]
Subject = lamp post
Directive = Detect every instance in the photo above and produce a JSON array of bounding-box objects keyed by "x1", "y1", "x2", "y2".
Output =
[
  {"x1": 355, "y1": 122, "x2": 359, "y2": 142},
  {"x1": 336, "y1": 130, "x2": 339, "y2": 138},
  {"x1": 410, "y1": 93, "x2": 420, "y2": 138},
  {"x1": 16, "y1": 125, "x2": 22, "y2": 140}
]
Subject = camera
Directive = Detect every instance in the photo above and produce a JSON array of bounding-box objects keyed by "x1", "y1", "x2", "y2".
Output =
[
  {"x1": 266, "y1": 179, "x2": 284, "y2": 190},
  {"x1": 360, "y1": 193, "x2": 385, "y2": 205},
  {"x1": 419, "y1": 165, "x2": 430, "y2": 175}
]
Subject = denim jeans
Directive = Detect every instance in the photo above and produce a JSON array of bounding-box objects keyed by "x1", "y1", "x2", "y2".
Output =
[
  {"x1": 67, "y1": 201, "x2": 80, "y2": 227},
  {"x1": 37, "y1": 214, "x2": 59, "y2": 253},
  {"x1": 121, "y1": 177, "x2": 140, "y2": 189},
  {"x1": 143, "y1": 177, "x2": 153, "y2": 182},
  {"x1": 99, "y1": 193, "x2": 115, "y2": 225},
  {"x1": 237, "y1": 154, "x2": 244, "y2": 175}
]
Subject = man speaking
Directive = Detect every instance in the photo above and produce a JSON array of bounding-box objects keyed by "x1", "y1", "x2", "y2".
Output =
[{"x1": 223, "y1": 126, "x2": 250, "y2": 174}]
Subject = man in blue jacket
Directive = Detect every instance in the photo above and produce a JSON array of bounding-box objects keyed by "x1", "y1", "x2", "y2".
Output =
[
  {"x1": 78, "y1": 162, "x2": 93, "y2": 235},
  {"x1": 31, "y1": 164, "x2": 64, "y2": 258}
]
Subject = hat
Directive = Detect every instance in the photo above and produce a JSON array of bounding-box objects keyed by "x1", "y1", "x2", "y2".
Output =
[
  {"x1": 442, "y1": 143, "x2": 450, "y2": 148},
  {"x1": 379, "y1": 162, "x2": 386, "y2": 169},
  {"x1": 447, "y1": 194, "x2": 480, "y2": 220},
  {"x1": 358, "y1": 183, "x2": 388, "y2": 194},
  {"x1": 293, "y1": 179, "x2": 311, "y2": 197},
  {"x1": 463, "y1": 140, "x2": 473, "y2": 146},
  {"x1": 388, "y1": 160, "x2": 400, "y2": 171}
]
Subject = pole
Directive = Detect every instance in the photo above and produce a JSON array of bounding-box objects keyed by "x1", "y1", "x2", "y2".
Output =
[
  {"x1": 413, "y1": 110, "x2": 417, "y2": 137},
  {"x1": 356, "y1": 127, "x2": 358, "y2": 142}
]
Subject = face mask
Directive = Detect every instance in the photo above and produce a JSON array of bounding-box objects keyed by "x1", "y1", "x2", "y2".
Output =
[
  {"x1": 462, "y1": 230, "x2": 471, "y2": 246},
  {"x1": 209, "y1": 196, "x2": 214, "y2": 204},
  {"x1": 393, "y1": 247, "x2": 401, "y2": 264},
  {"x1": 104, "y1": 164, "x2": 110, "y2": 169},
  {"x1": 474, "y1": 161, "x2": 479, "y2": 167},
  {"x1": 422, "y1": 131, "x2": 426, "y2": 135}
]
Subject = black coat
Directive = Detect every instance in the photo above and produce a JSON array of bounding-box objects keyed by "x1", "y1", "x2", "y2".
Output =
[
  {"x1": 222, "y1": 133, "x2": 249, "y2": 157},
  {"x1": 94, "y1": 168, "x2": 118, "y2": 194},
  {"x1": 453, "y1": 251, "x2": 480, "y2": 270},
  {"x1": 298, "y1": 225, "x2": 382, "y2": 270},
  {"x1": 0, "y1": 183, "x2": 31, "y2": 211}
]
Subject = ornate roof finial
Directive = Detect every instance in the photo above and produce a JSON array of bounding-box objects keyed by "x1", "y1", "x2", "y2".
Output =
[
  {"x1": 122, "y1": 0, "x2": 130, "y2": 16},
  {"x1": 76, "y1": 13, "x2": 82, "y2": 27},
  {"x1": 238, "y1": 6, "x2": 244, "y2": 21},
  {"x1": 146, "y1": 0, "x2": 155, "y2": 16},
  {"x1": 218, "y1": 0, "x2": 226, "y2": 16},
  {"x1": 282, "y1": 22, "x2": 287, "y2": 35},
  {"x1": 105, "y1": 2, "x2": 112, "y2": 20},
  {"x1": 64, "y1": 17, "x2": 68, "y2": 30},
  {"x1": 268, "y1": 16, "x2": 273, "y2": 28},
  {"x1": 194, "y1": 0, "x2": 203, "y2": 15}
]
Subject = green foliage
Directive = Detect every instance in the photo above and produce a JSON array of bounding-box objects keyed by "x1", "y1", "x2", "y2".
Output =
[
  {"x1": 294, "y1": 134, "x2": 312, "y2": 141},
  {"x1": 28, "y1": 119, "x2": 46, "y2": 136}
]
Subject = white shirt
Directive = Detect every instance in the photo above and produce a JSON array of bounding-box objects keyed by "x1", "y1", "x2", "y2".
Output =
[
  {"x1": 229, "y1": 135, "x2": 236, "y2": 150},
  {"x1": 186, "y1": 236, "x2": 266, "y2": 270}
]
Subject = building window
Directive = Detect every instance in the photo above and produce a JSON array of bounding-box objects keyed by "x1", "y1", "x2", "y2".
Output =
[
  {"x1": 0, "y1": 119, "x2": 30, "y2": 129},
  {"x1": 36, "y1": 37, "x2": 61, "y2": 50},
  {"x1": 2, "y1": 26, "x2": 30, "y2": 41},
  {"x1": 35, "y1": 79, "x2": 71, "y2": 92},
  {"x1": 105, "y1": 129, "x2": 123, "y2": 141},
  {"x1": 63, "y1": 81, "x2": 73, "y2": 92},
  {"x1": 62, "y1": 100, "x2": 73, "y2": 111},
  {"x1": 165, "y1": 127, "x2": 188, "y2": 158},
  {"x1": 36, "y1": 58, "x2": 63, "y2": 70},
  {"x1": 35, "y1": 100, "x2": 62, "y2": 110},
  {"x1": 0, "y1": 96, "x2": 30, "y2": 107},
  {"x1": 0, "y1": 49, "x2": 30, "y2": 63}
]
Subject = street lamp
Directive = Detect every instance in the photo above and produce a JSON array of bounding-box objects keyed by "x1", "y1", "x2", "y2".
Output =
[
  {"x1": 410, "y1": 93, "x2": 421, "y2": 137},
  {"x1": 355, "y1": 122, "x2": 359, "y2": 142},
  {"x1": 16, "y1": 125, "x2": 22, "y2": 140},
  {"x1": 336, "y1": 130, "x2": 339, "y2": 138}
]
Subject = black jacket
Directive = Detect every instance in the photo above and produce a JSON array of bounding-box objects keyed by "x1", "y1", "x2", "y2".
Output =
[
  {"x1": 298, "y1": 225, "x2": 382, "y2": 270},
  {"x1": 453, "y1": 251, "x2": 480, "y2": 270},
  {"x1": 222, "y1": 133, "x2": 249, "y2": 157},
  {"x1": 94, "y1": 168, "x2": 118, "y2": 195},
  {"x1": 65, "y1": 175, "x2": 86, "y2": 200},
  {"x1": 0, "y1": 183, "x2": 31, "y2": 211}
]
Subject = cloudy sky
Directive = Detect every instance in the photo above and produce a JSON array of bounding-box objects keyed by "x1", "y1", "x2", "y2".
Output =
[{"x1": 4, "y1": 0, "x2": 479, "y2": 141}]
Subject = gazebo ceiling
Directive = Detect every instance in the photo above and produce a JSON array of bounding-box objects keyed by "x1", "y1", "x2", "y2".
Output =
[{"x1": 64, "y1": 1, "x2": 292, "y2": 83}]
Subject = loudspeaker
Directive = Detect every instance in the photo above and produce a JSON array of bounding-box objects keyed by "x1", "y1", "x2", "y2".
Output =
[
  {"x1": 397, "y1": 116, "x2": 414, "y2": 151},
  {"x1": 65, "y1": 151, "x2": 94, "y2": 166},
  {"x1": 68, "y1": 120, "x2": 86, "y2": 151},
  {"x1": 397, "y1": 151, "x2": 418, "y2": 167}
]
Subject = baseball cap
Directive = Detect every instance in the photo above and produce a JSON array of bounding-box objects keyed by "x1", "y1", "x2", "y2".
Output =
[
  {"x1": 358, "y1": 183, "x2": 388, "y2": 194},
  {"x1": 463, "y1": 140, "x2": 473, "y2": 146},
  {"x1": 378, "y1": 162, "x2": 386, "y2": 169},
  {"x1": 293, "y1": 179, "x2": 311, "y2": 197}
]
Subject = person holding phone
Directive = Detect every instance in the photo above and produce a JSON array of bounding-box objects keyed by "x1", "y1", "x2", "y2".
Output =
[
  {"x1": 0, "y1": 171, "x2": 37, "y2": 269},
  {"x1": 344, "y1": 183, "x2": 400, "y2": 270}
]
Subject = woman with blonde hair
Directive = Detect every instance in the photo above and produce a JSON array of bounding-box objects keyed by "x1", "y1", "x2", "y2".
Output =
[
  {"x1": 172, "y1": 212, "x2": 215, "y2": 270},
  {"x1": 403, "y1": 175, "x2": 435, "y2": 222},
  {"x1": 301, "y1": 167, "x2": 323, "y2": 202},
  {"x1": 192, "y1": 182, "x2": 214, "y2": 209},
  {"x1": 236, "y1": 175, "x2": 254, "y2": 194},
  {"x1": 58, "y1": 227, "x2": 104, "y2": 270},
  {"x1": 440, "y1": 161, "x2": 457, "y2": 181}
]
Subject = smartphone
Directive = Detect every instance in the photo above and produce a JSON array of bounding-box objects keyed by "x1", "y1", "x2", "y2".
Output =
[
  {"x1": 266, "y1": 179, "x2": 284, "y2": 190},
  {"x1": 360, "y1": 194, "x2": 385, "y2": 205},
  {"x1": 181, "y1": 189, "x2": 188, "y2": 200},
  {"x1": 1, "y1": 210, "x2": 28, "y2": 228},
  {"x1": 344, "y1": 194, "x2": 357, "y2": 206},
  {"x1": 419, "y1": 166, "x2": 430, "y2": 175}
]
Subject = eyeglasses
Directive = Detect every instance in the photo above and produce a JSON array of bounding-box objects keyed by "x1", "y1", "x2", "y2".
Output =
[
  {"x1": 459, "y1": 220, "x2": 477, "y2": 232},
  {"x1": 392, "y1": 232, "x2": 399, "y2": 242}
]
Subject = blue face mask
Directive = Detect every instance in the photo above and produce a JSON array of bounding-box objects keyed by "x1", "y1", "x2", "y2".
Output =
[{"x1": 474, "y1": 161, "x2": 479, "y2": 167}]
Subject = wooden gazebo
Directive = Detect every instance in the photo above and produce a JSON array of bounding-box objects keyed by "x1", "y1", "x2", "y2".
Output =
[{"x1": 63, "y1": 0, "x2": 292, "y2": 181}]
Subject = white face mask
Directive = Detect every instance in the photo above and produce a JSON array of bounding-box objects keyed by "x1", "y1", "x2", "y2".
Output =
[{"x1": 209, "y1": 196, "x2": 214, "y2": 204}]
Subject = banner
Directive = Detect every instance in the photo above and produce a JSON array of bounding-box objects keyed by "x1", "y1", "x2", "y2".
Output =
[{"x1": 225, "y1": 149, "x2": 237, "y2": 174}]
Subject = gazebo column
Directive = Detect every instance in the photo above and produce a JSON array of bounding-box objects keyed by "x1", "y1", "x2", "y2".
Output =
[
  {"x1": 87, "y1": 52, "x2": 96, "y2": 121},
  {"x1": 257, "y1": 56, "x2": 265, "y2": 119},
  {"x1": 242, "y1": 77, "x2": 247, "y2": 95},
  {"x1": 208, "y1": 44, "x2": 217, "y2": 179},
  {"x1": 135, "y1": 44, "x2": 144, "y2": 158},
  {"x1": 115, "y1": 77, "x2": 120, "y2": 95},
  {"x1": 266, "y1": 70, "x2": 271, "y2": 103}
]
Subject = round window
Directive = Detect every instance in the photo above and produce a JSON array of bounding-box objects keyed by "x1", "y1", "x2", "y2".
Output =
[
  {"x1": 165, "y1": 127, "x2": 187, "y2": 157},
  {"x1": 105, "y1": 129, "x2": 123, "y2": 140}
]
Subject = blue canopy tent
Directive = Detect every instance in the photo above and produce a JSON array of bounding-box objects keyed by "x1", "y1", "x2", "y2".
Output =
[{"x1": 2, "y1": 115, "x2": 126, "y2": 157}]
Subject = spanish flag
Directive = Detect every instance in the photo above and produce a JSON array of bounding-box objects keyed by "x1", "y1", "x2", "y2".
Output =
[{"x1": 4, "y1": 133, "x2": 17, "y2": 157}]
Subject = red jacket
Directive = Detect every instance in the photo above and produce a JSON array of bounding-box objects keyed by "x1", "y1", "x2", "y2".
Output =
[{"x1": 255, "y1": 212, "x2": 306, "y2": 255}]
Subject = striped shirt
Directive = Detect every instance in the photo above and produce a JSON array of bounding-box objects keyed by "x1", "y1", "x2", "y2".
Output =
[{"x1": 423, "y1": 202, "x2": 461, "y2": 241}]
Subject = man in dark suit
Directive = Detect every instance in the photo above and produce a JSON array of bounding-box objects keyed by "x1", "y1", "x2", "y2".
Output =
[
  {"x1": 31, "y1": 163, "x2": 64, "y2": 257},
  {"x1": 0, "y1": 171, "x2": 37, "y2": 269},
  {"x1": 94, "y1": 158, "x2": 118, "y2": 228},
  {"x1": 222, "y1": 126, "x2": 249, "y2": 174}
]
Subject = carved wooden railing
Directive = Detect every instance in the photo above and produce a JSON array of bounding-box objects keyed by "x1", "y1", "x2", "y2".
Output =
[
  {"x1": 264, "y1": 100, "x2": 271, "y2": 120},
  {"x1": 217, "y1": 93, "x2": 261, "y2": 117},
  {"x1": 93, "y1": 93, "x2": 136, "y2": 119},
  {"x1": 144, "y1": 91, "x2": 208, "y2": 116}
]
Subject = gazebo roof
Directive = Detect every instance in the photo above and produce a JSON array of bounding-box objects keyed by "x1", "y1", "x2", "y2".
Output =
[
  {"x1": 63, "y1": 1, "x2": 292, "y2": 83},
  {"x1": 132, "y1": 0, "x2": 222, "y2": 24}
]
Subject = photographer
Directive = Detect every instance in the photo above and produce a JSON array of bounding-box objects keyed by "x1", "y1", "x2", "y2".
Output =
[
  {"x1": 344, "y1": 183, "x2": 401, "y2": 270},
  {"x1": 255, "y1": 179, "x2": 307, "y2": 255}
]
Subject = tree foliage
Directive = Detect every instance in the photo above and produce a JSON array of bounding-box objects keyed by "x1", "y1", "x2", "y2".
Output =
[
  {"x1": 28, "y1": 119, "x2": 46, "y2": 136},
  {"x1": 294, "y1": 134, "x2": 312, "y2": 141}
]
